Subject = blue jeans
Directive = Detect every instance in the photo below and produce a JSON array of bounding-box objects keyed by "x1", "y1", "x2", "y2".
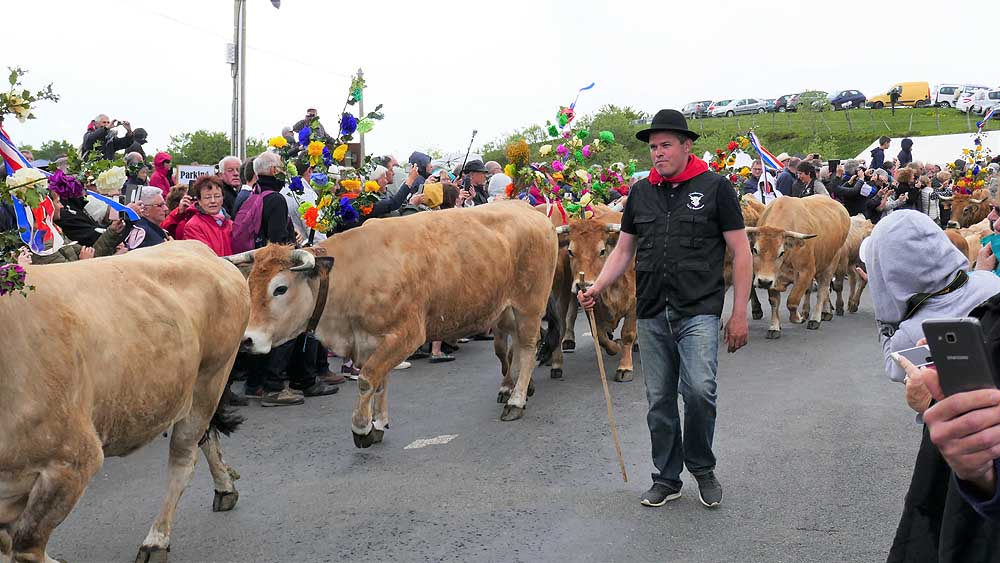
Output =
[{"x1": 638, "y1": 307, "x2": 720, "y2": 489}]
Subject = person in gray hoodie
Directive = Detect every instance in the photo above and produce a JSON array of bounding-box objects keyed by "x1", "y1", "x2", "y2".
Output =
[{"x1": 863, "y1": 210, "x2": 1000, "y2": 385}]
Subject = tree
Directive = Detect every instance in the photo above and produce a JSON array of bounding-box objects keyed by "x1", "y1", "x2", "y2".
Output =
[
  {"x1": 166, "y1": 130, "x2": 268, "y2": 165},
  {"x1": 33, "y1": 139, "x2": 75, "y2": 161}
]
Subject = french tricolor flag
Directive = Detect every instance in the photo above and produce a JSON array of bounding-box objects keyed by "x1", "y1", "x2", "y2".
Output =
[
  {"x1": 978, "y1": 106, "x2": 997, "y2": 132},
  {"x1": 748, "y1": 131, "x2": 785, "y2": 171}
]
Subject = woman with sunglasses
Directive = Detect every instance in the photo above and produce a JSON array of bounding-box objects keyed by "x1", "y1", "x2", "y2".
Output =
[{"x1": 180, "y1": 175, "x2": 233, "y2": 257}]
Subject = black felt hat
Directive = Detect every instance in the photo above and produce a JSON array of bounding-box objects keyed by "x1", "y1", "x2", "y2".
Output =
[{"x1": 635, "y1": 109, "x2": 700, "y2": 142}]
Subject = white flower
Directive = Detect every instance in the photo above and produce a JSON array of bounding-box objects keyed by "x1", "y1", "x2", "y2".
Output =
[
  {"x1": 8, "y1": 95, "x2": 30, "y2": 122},
  {"x1": 538, "y1": 144, "x2": 552, "y2": 157},
  {"x1": 95, "y1": 166, "x2": 127, "y2": 195},
  {"x1": 575, "y1": 170, "x2": 590, "y2": 184},
  {"x1": 6, "y1": 167, "x2": 47, "y2": 193}
]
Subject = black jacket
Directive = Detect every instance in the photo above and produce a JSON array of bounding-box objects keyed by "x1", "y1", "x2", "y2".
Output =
[
  {"x1": 54, "y1": 197, "x2": 107, "y2": 247},
  {"x1": 829, "y1": 176, "x2": 871, "y2": 217},
  {"x1": 256, "y1": 176, "x2": 295, "y2": 245},
  {"x1": 871, "y1": 147, "x2": 886, "y2": 170},
  {"x1": 81, "y1": 127, "x2": 134, "y2": 161},
  {"x1": 894, "y1": 182, "x2": 921, "y2": 211}
]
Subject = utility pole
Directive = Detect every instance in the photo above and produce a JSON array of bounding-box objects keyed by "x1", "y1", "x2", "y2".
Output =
[
  {"x1": 229, "y1": 0, "x2": 280, "y2": 160},
  {"x1": 357, "y1": 68, "x2": 365, "y2": 161}
]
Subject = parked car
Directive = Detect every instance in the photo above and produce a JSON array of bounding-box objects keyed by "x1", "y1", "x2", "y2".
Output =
[
  {"x1": 681, "y1": 100, "x2": 713, "y2": 118},
  {"x1": 710, "y1": 98, "x2": 768, "y2": 117},
  {"x1": 931, "y1": 84, "x2": 961, "y2": 108},
  {"x1": 799, "y1": 91, "x2": 830, "y2": 111},
  {"x1": 828, "y1": 89, "x2": 866, "y2": 110},
  {"x1": 973, "y1": 89, "x2": 1000, "y2": 115},
  {"x1": 705, "y1": 99, "x2": 732, "y2": 116},
  {"x1": 763, "y1": 99, "x2": 776, "y2": 112},
  {"x1": 775, "y1": 93, "x2": 799, "y2": 112},
  {"x1": 867, "y1": 82, "x2": 931, "y2": 108},
  {"x1": 956, "y1": 86, "x2": 992, "y2": 112}
]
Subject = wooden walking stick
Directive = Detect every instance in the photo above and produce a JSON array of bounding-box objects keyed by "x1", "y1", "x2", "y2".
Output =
[{"x1": 579, "y1": 272, "x2": 628, "y2": 483}]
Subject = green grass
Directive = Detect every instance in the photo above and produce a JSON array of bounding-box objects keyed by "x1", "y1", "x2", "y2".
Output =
[{"x1": 689, "y1": 107, "x2": 987, "y2": 161}]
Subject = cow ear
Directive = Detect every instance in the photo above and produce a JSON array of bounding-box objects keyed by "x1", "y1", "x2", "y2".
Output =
[{"x1": 311, "y1": 256, "x2": 335, "y2": 278}]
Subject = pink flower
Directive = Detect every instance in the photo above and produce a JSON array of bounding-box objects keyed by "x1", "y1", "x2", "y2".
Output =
[
  {"x1": 552, "y1": 160, "x2": 565, "y2": 172},
  {"x1": 582, "y1": 145, "x2": 592, "y2": 158},
  {"x1": 556, "y1": 144, "x2": 569, "y2": 157}
]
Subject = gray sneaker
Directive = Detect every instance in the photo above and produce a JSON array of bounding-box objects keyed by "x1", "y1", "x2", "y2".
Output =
[
  {"x1": 695, "y1": 472, "x2": 723, "y2": 508},
  {"x1": 261, "y1": 387, "x2": 305, "y2": 407},
  {"x1": 640, "y1": 483, "x2": 681, "y2": 507}
]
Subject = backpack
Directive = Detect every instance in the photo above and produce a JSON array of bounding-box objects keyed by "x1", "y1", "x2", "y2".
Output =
[{"x1": 231, "y1": 187, "x2": 265, "y2": 253}]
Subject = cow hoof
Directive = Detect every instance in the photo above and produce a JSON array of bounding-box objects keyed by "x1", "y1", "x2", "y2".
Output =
[
  {"x1": 790, "y1": 317, "x2": 805, "y2": 325},
  {"x1": 212, "y1": 489, "x2": 239, "y2": 512},
  {"x1": 497, "y1": 390, "x2": 511, "y2": 403},
  {"x1": 352, "y1": 428, "x2": 383, "y2": 449},
  {"x1": 614, "y1": 370, "x2": 634, "y2": 383},
  {"x1": 752, "y1": 310, "x2": 763, "y2": 320},
  {"x1": 135, "y1": 545, "x2": 170, "y2": 563},
  {"x1": 500, "y1": 405, "x2": 525, "y2": 421},
  {"x1": 848, "y1": 304, "x2": 859, "y2": 313},
  {"x1": 835, "y1": 308, "x2": 845, "y2": 317},
  {"x1": 550, "y1": 368, "x2": 563, "y2": 379},
  {"x1": 807, "y1": 320, "x2": 821, "y2": 330},
  {"x1": 766, "y1": 330, "x2": 781, "y2": 340},
  {"x1": 527, "y1": 380, "x2": 536, "y2": 398},
  {"x1": 821, "y1": 312, "x2": 834, "y2": 321},
  {"x1": 562, "y1": 340, "x2": 575, "y2": 353}
]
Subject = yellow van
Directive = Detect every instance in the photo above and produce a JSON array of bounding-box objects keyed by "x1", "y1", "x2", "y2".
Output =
[{"x1": 867, "y1": 82, "x2": 931, "y2": 108}]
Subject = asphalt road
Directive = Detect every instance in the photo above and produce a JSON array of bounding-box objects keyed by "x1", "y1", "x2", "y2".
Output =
[{"x1": 50, "y1": 292, "x2": 918, "y2": 563}]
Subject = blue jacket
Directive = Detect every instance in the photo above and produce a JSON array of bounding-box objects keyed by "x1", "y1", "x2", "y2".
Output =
[
  {"x1": 407, "y1": 151, "x2": 431, "y2": 192},
  {"x1": 871, "y1": 146, "x2": 886, "y2": 170},
  {"x1": 775, "y1": 169, "x2": 795, "y2": 196}
]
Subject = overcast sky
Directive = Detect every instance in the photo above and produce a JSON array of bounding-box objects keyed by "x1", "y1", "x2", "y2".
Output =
[{"x1": 4, "y1": 0, "x2": 991, "y2": 161}]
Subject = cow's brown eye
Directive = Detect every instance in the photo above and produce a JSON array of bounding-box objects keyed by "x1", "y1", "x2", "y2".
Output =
[
  {"x1": 567, "y1": 249, "x2": 574, "y2": 258},
  {"x1": 273, "y1": 286, "x2": 288, "y2": 296},
  {"x1": 599, "y1": 248, "x2": 607, "y2": 257}
]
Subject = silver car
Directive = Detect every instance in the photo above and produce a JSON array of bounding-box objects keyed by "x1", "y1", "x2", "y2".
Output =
[{"x1": 710, "y1": 98, "x2": 768, "y2": 117}]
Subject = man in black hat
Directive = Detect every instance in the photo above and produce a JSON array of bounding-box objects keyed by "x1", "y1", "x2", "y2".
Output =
[
  {"x1": 125, "y1": 128, "x2": 148, "y2": 159},
  {"x1": 461, "y1": 159, "x2": 490, "y2": 206},
  {"x1": 578, "y1": 109, "x2": 751, "y2": 509}
]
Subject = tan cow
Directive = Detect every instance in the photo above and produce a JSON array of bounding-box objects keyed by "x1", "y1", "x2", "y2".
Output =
[
  {"x1": 0, "y1": 241, "x2": 248, "y2": 563},
  {"x1": 725, "y1": 195, "x2": 766, "y2": 320},
  {"x1": 228, "y1": 201, "x2": 558, "y2": 448},
  {"x1": 746, "y1": 195, "x2": 851, "y2": 339},
  {"x1": 550, "y1": 210, "x2": 638, "y2": 382},
  {"x1": 942, "y1": 188, "x2": 991, "y2": 228},
  {"x1": 832, "y1": 214, "x2": 874, "y2": 315}
]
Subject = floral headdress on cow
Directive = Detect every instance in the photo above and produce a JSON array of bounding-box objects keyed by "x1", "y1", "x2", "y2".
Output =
[
  {"x1": 949, "y1": 138, "x2": 994, "y2": 194},
  {"x1": 707, "y1": 133, "x2": 754, "y2": 188},
  {"x1": 0, "y1": 67, "x2": 60, "y2": 296},
  {"x1": 281, "y1": 72, "x2": 386, "y2": 236},
  {"x1": 503, "y1": 94, "x2": 630, "y2": 222}
]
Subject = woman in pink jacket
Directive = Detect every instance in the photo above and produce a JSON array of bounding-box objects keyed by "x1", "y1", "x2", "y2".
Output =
[
  {"x1": 149, "y1": 151, "x2": 174, "y2": 197},
  {"x1": 181, "y1": 176, "x2": 233, "y2": 257}
]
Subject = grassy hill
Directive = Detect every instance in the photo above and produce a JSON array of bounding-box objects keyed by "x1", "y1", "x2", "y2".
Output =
[{"x1": 688, "y1": 107, "x2": 986, "y2": 161}]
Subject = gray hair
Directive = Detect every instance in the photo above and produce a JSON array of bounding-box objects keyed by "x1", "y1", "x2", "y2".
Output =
[
  {"x1": 219, "y1": 155, "x2": 241, "y2": 170},
  {"x1": 253, "y1": 151, "x2": 282, "y2": 175},
  {"x1": 485, "y1": 160, "x2": 502, "y2": 174},
  {"x1": 138, "y1": 186, "x2": 163, "y2": 204},
  {"x1": 95, "y1": 113, "x2": 109, "y2": 123},
  {"x1": 874, "y1": 169, "x2": 890, "y2": 182},
  {"x1": 369, "y1": 165, "x2": 388, "y2": 181},
  {"x1": 125, "y1": 152, "x2": 144, "y2": 165}
]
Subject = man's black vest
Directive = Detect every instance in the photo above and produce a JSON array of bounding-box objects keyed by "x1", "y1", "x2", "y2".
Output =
[{"x1": 628, "y1": 172, "x2": 740, "y2": 319}]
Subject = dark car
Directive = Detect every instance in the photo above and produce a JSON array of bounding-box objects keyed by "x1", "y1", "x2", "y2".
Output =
[
  {"x1": 775, "y1": 93, "x2": 800, "y2": 112},
  {"x1": 828, "y1": 89, "x2": 867, "y2": 110},
  {"x1": 681, "y1": 100, "x2": 713, "y2": 119}
]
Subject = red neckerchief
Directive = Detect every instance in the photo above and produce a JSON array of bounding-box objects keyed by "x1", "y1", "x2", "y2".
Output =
[{"x1": 648, "y1": 155, "x2": 710, "y2": 185}]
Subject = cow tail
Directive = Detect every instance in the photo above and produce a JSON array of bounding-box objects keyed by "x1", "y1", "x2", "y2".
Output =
[
  {"x1": 536, "y1": 296, "x2": 563, "y2": 366},
  {"x1": 210, "y1": 384, "x2": 246, "y2": 437}
]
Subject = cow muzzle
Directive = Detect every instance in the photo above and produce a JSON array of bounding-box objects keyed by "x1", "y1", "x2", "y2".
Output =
[
  {"x1": 756, "y1": 277, "x2": 774, "y2": 289},
  {"x1": 946, "y1": 221, "x2": 960, "y2": 229},
  {"x1": 240, "y1": 330, "x2": 272, "y2": 355}
]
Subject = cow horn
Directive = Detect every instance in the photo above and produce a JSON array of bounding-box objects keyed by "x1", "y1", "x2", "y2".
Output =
[
  {"x1": 606, "y1": 223, "x2": 621, "y2": 233},
  {"x1": 744, "y1": 227, "x2": 759, "y2": 234},
  {"x1": 225, "y1": 250, "x2": 257, "y2": 265},
  {"x1": 785, "y1": 231, "x2": 818, "y2": 240},
  {"x1": 938, "y1": 195, "x2": 953, "y2": 201},
  {"x1": 555, "y1": 225, "x2": 571, "y2": 235},
  {"x1": 970, "y1": 198, "x2": 984, "y2": 204},
  {"x1": 289, "y1": 249, "x2": 316, "y2": 272}
]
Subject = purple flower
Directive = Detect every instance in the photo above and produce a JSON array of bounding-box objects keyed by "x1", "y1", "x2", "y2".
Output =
[
  {"x1": 322, "y1": 146, "x2": 333, "y2": 167},
  {"x1": 47, "y1": 169, "x2": 85, "y2": 199},
  {"x1": 337, "y1": 198, "x2": 359, "y2": 223},
  {"x1": 289, "y1": 176, "x2": 306, "y2": 193},
  {"x1": 312, "y1": 173, "x2": 329, "y2": 187},
  {"x1": 340, "y1": 113, "x2": 358, "y2": 136},
  {"x1": 298, "y1": 127, "x2": 311, "y2": 146}
]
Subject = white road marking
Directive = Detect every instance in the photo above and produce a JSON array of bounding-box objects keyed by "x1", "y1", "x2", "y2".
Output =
[{"x1": 404, "y1": 434, "x2": 458, "y2": 450}]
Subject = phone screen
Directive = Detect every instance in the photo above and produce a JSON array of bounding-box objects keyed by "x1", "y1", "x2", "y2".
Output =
[
  {"x1": 828, "y1": 159, "x2": 840, "y2": 175},
  {"x1": 892, "y1": 345, "x2": 933, "y2": 368}
]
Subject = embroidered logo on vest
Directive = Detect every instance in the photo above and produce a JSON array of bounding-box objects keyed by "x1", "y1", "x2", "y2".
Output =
[{"x1": 687, "y1": 192, "x2": 705, "y2": 210}]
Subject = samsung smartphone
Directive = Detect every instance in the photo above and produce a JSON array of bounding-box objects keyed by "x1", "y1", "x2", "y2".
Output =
[
  {"x1": 923, "y1": 318, "x2": 998, "y2": 396},
  {"x1": 828, "y1": 159, "x2": 841, "y2": 175},
  {"x1": 891, "y1": 345, "x2": 933, "y2": 368}
]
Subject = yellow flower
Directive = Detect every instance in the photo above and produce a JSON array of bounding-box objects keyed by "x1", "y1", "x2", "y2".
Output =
[
  {"x1": 963, "y1": 148, "x2": 970, "y2": 155},
  {"x1": 268, "y1": 136, "x2": 288, "y2": 149},
  {"x1": 318, "y1": 195, "x2": 332, "y2": 208},
  {"x1": 726, "y1": 156, "x2": 737, "y2": 167},
  {"x1": 340, "y1": 179, "x2": 361, "y2": 192},
  {"x1": 364, "y1": 180, "x2": 380, "y2": 193},
  {"x1": 948, "y1": 162, "x2": 956, "y2": 170},
  {"x1": 966, "y1": 171, "x2": 974, "y2": 178},
  {"x1": 504, "y1": 163, "x2": 516, "y2": 178},
  {"x1": 976, "y1": 179, "x2": 986, "y2": 187},
  {"x1": 738, "y1": 136, "x2": 750, "y2": 150},
  {"x1": 538, "y1": 144, "x2": 553, "y2": 157},
  {"x1": 307, "y1": 141, "x2": 324, "y2": 157},
  {"x1": 332, "y1": 144, "x2": 349, "y2": 162},
  {"x1": 739, "y1": 166, "x2": 751, "y2": 177}
]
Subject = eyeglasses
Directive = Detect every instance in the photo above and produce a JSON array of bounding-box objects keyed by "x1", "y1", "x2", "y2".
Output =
[
  {"x1": 148, "y1": 202, "x2": 167, "y2": 208},
  {"x1": 200, "y1": 194, "x2": 223, "y2": 201}
]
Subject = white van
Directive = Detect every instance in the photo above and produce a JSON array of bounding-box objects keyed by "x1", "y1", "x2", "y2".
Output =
[{"x1": 931, "y1": 84, "x2": 961, "y2": 107}]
